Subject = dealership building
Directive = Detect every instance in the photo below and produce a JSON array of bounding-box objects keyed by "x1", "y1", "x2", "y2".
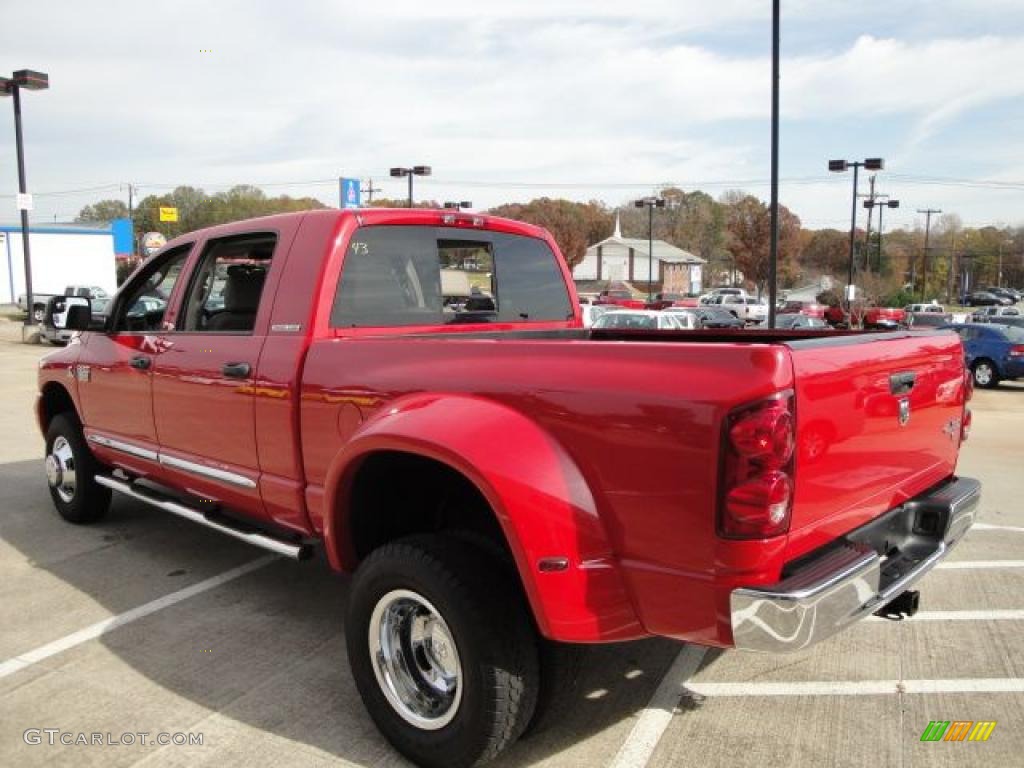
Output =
[{"x1": 1, "y1": 219, "x2": 132, "y2": 305}]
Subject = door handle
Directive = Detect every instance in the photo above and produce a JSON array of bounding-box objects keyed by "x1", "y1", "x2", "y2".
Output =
[
  {"x1": 130, "y1": 355, "x2": 151, "y2": 370},
  {"x1": 222, "y1": 362, "x2": 251, "y2": 378}
]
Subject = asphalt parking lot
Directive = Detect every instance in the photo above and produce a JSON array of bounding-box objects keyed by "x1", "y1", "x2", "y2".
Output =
[{"x1": 1, "y1": 332, "x2": 1022, "y2": 768}]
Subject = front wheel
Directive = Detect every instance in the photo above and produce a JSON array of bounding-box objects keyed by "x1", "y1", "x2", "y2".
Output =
[
  {"x1": 346, "y1": 536, "x2": 539, "y2": 768},
  {"x1": 972, "y1": 360, "x2": 1000, "y2": 389},
  {"x1": 45, "y1": 413, "x2": 111, "y2": 523}
]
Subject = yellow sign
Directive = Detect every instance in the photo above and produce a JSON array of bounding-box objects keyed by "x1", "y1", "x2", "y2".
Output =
[{"x1": 159, "y1": 207, "x2": 179, "y2": 222}]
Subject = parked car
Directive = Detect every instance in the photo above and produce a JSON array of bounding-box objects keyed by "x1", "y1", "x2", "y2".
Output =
[
  {"x1": 699, "y1": 287, "x2": 748, "y2": 305},
  {"x1": 904, "y1": 303, "x2": 946, "y2": 314},
  {"x1": 961, "y1": 291, "x2": 1010, "y2": 307},
  {"x1": 646, "y1": 292, "x2": 697, "y2": 310},
  {"x1": 18, "y1": 284, "x2": 113, "y2": 324},
  {"x1": 906, "y1": 311, "x2": 953, "y2": 328},
  {"x1": 40, "y1": 295, "x2": 91, "y2": 345},
  {"x1": 983, "y1": 287, "x2": 1020, "y2": 304},
  {"x1": 691, "y1": 306, "x2": 746, "y2": 328},
  {"x1": 660, "y1": 307, "x2": 701, "y2": 329},
  {"x1": 773, "y1": 313, "x2": 828, "y2": 329},
  {"x1": 971, "y1": 305, "x2": 1022, "y2": 322},
  {"x1": 580, "y1": 303, "x2": 610, "y2": 328},
  {"x1": 592, "y1": 309, "x2": 686, "y2": 330},
  {"x1": 863, "y1": 306, "x2": 908, "y2": 330},
  {"x1": 594, "y1": 289, "x2": 646, "y2": 309},
  {"x1": 940, "y1": 322, "x2": 1024, "y2": 388},
  {"x1": 40, "y1": 208, "x2": 978, "y2": 768},
  {"x1": 779, "y1": 300, "x2": 827, "y2": 318}
]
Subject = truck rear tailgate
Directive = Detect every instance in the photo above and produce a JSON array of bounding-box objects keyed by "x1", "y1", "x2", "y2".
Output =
[{"x1": 784, "y1": 331, "x2": 968, "y2": 560}]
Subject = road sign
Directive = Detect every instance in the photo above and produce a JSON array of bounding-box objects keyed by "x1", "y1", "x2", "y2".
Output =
[
  {"x1": 339, "y1": 177, "x2": 361, "y2": 209},
  {"x1": 16, "y1": 193, "x2": 33, "y2": 211},
  {"x1": 159, "y1": 207, "x2": 179, "y2": 222}
]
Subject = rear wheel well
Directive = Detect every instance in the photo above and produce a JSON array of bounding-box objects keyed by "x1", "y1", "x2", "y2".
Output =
[
  {"x1": 40, "y1": 383, "x2": 78, "y2": 430},
  {"x1": 347, "y1": 451, "x2": 513, "y2": 568}
]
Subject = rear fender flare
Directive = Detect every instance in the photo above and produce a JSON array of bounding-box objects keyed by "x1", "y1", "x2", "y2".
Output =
[{"x1": 322, "y1": 393, "x2": 642, "y2": 641}]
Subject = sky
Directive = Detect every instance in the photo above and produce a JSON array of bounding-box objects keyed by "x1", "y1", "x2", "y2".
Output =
[{"x1": 1, "y1": 0, "x2": 1023, "y2": 232}]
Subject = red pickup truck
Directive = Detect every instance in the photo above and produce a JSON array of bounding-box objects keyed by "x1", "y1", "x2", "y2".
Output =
[
  {"x1": 594, "y1": 288, "x2": 646, "y2": 309},
  {"x1": 38, "y1": 208, "x2": 978, "y2": 768}
]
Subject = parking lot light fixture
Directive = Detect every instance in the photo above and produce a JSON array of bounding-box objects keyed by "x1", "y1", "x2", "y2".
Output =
[
  {"x1": 390, "y1": 165, "x2": 432, "y2": 207},
  {"x1": 634, "y1": 197, "x2": 666, "y2": 303},
  {"x1": 1, "y1": 69, "x2": 50, "y2": 328},
  {"x1": 829, "y1": 157, "x2": 885, "y2": 308}
]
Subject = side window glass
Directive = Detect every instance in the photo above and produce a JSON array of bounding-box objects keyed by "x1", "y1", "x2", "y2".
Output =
[
  {"x1": 179, "y1": 233, "x2": 276, "y2": 333},
  {"x1": 114, "y1": 246, "x2": 191, "y2": 333},
  {"x1": 330, "y1": 226, "x2": 571, "y2": 328},
  {"x1": 492, "y1": 233, "x2": 573, "y2": 323}
]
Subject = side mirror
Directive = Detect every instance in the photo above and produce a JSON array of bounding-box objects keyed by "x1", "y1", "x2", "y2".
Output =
[{"x1": 65, "y1": 302, "x2": 93, "y2": 331}]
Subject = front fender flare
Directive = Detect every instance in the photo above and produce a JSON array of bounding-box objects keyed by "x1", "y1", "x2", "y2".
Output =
[{"x1": 322, "y1": 393, "x2": 644, "y2": 642}]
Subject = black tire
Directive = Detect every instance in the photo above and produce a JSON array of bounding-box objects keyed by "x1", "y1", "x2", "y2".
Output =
[
  {"x1": 972, "y1": 359, "x2": 1000, "y2": 389},
  {"x1": 524, "y1": 639, "x2": 587, "y2": 736},
  {"x1": 45, "y1": 413, "x2": 112, "y2": 524},
  {"x1": 346, "y1": 535, "x2": 539, "y2": 768}
]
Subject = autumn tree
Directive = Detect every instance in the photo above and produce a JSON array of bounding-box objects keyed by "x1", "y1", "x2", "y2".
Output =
[
  {"x1": 722, "y1": 194, "x2": 802, "y2": 295},
  {"x1": 487, "y1": 198, "x2": 613, "y2": 268},
  {"x1": 799, "y1": 228, "x2": 849, "y2": 278}
]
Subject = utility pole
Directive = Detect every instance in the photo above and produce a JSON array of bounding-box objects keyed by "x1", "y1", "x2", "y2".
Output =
[
  {"x1": 861, "y1": 175, "x2": 876, "y2": 274},
  {"x1": 947, "y1": 232, "x2": 956, "y2": 304},
  {"x1": 361, "y1": 178, "x2": 382, "y2": 204},
  {"x1": 917, "y1": 208, "x2": 940, "y2": 301}
]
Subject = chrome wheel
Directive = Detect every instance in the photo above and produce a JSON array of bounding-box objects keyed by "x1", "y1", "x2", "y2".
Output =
[
  {"x1": 368, "y1": 589, "x2": 462, "y2": 730},
  {"x1": 46, "y1": 435, "x2": 77, "y2": 503},
  {"x1": 974, "y1": 362, "x2": 994, "y2": 387}
]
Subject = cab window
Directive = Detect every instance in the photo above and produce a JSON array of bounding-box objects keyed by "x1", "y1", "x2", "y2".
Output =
[
  {"x1": 178, "y1": 233, "x2": 277, "y2": 333},
  {"x1": 113, "y1": 245, "x2": 191, "y2": 333}
]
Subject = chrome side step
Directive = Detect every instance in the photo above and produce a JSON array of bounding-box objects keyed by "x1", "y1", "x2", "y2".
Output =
[{"x1": 95, "y1": 475, "x2": 313, "y2": 561}]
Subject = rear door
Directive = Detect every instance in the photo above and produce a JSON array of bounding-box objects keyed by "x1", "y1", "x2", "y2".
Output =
[
  {"x1": 150, "y1": 231, "x2": 286, "y2": 518},
  {"x1": 785, "y1": 331, "x2": 968, "y2": 553}
]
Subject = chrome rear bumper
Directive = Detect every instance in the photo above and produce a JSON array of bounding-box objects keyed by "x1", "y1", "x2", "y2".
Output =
[{"x1": 730, "y1": 476, "x2": 980, "y2": 653}]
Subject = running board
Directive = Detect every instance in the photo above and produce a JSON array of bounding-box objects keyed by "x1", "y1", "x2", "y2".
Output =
[{"x1": 95, "y1": 475, "x2": 313, "y2": 561}]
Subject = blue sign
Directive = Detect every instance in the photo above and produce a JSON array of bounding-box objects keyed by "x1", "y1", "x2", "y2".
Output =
[{"x1": 340, "y1": 177, "x2": 361, "y2": 209}]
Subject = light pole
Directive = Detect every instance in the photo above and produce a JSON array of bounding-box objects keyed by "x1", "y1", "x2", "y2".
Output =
[
  {"x1": 862, "y1": 196, "x2": 899, "y2": 273},
  {"x1": 389, "y1": 165, "x2": 431, "y2": 207},
  {"x1": 998, "y1": 238, "x2": 1013, "y2": 288},
  {"x1": 634, "y1": 197, "x2": 666, "y2": 303},
  {"x1": 1, "y1": 70, "x2": 50, "y2": 327},
  {"x1": 829, "y1": 157, "x2": 884, "y2": 307},
  {"x1": 916, "y1": 207, "x2": 941, "y2": 301}
]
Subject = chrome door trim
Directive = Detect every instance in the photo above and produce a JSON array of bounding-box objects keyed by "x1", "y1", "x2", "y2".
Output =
[
  {"x1": 87, "y1": 433, "x2": 159, "y2": 461},
  {"x1": 158, "y1": 453, "x2": 257, "y2": 489}
]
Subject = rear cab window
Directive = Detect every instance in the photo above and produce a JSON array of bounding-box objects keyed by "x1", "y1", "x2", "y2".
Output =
[{"x1": 330, "y1": 226, "x2": 573, "y2": 328}]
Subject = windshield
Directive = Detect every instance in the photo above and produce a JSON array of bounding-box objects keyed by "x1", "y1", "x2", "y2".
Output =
[
  {"x1": 996, "y1": 325, "x2": 1024, "y2": 343},
  {"x1": 594, "y1": 313, "x2": 657, "y2": 329}
]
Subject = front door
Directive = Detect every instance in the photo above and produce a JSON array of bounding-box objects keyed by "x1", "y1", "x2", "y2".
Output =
[
  {"x1": 151, "y1": 232, "x2": 279, "y2": 518},
  {"x1": 78, "y1": 244, "x2": 193, "y2": 472}
]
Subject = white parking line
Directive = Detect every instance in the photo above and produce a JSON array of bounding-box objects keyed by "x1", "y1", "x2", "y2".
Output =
[
  {"x1": 973, "y1": 523, "x2": 1024, "y2": 533},
  {"x1": 867, "y1": 609, "x2": 1024, "y2": 622},
  {"x1": 936, "y1": 560, "x2": 1024, "y2": 569},
  {"x1": 0, "y1": 556, "x2": 276, "y2": 680},
  {"x1": 686, "y1": 678, "x2": 1024, "y2": 697},
  {"x1": 608, "y1": 645, "x2": 707, "y2": 768}
]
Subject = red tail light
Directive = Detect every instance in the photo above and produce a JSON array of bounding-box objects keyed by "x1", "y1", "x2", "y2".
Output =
[
  {"x1": 1010, "y1": 345, "x2": 1024, "y2": 357},
  {"x1": 719, "y1": 393, "x2": 796, "y2": 538}
]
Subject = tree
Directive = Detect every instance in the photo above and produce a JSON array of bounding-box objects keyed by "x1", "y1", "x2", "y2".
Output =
[
  {"x1": 722, "y1": 194, "x2": 802, "y2": 295},
  {"x1": 488, "y1": 198, "x2": 613, "y2": 269},
  {"x1": 76, "y1": 199, "x2": 129, "y2": 223},
  {"x1": 799, "y1": 228, "x2": 849, "y2": 278}
]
